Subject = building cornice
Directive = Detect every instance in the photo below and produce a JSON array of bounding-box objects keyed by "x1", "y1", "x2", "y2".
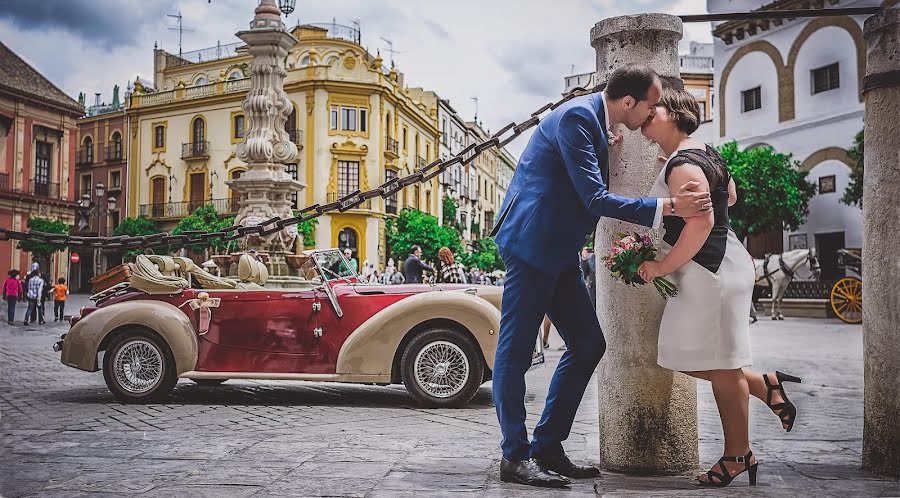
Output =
[{"x1": 713, "y1": 0, "x2": 842, "y2": 45}]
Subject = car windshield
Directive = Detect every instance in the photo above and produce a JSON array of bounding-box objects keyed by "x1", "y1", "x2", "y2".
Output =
[{"x1": 308, "y1": 250, "x2": 358, "y2": 281}]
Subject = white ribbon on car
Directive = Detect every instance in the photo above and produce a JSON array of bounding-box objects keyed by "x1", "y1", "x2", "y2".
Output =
[{"x1": 179, "y1": 291, "x2": 221, "y2": 336}]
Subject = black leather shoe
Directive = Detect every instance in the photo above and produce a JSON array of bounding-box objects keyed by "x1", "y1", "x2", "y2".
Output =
[
  {"x1": 500, "y1": 457, "x2": 570, "y2": 488},
  {"x1": 534, "y1": 451, "x2": 600, "y2": 479}
]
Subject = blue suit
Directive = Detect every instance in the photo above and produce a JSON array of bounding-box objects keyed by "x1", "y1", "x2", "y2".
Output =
[{"x1": 491, "y1": 93, "x2": 658, "y2": 461}]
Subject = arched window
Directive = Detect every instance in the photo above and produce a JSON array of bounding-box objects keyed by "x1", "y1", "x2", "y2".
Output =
[
  {"x1": 111, "y1": 132, "x2": 122, "y2": 160},
  {"x1": 83, "y1": 136, "x2": 93, "y2": 163},
  {"x1": 300, "y1": 56, "x2": 310, "y2": 66},
  {"x1": 338, "y1": 227, "x2": 358, "y2": 261},
  {"x1": 227, "y1": 70, "x2": 243, "y2": 80},
  {"x1": 150, "y1": 176, "x2": 166, "y2": 217},
  {"x1": 194, "y1": 75, "x2": 207, "y2": 86},
  {"x1": 327, "y1": 56, "x2": 339, "y2": 66},
  {"x1": 191, "y1": 117, "x2": 206, "y2": 156},
  {"x1": 229, "y1": 169, "x2": 244, "y2": 212}
]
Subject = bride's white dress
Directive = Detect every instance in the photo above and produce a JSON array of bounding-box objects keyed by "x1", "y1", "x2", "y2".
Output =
[{"x1": 648, "y1": 147, "x2": 755, "y2": 372}]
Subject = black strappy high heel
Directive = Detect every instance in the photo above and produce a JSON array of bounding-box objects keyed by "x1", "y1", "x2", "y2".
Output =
[
  {"x1": 698, "y1": 450, "x2": 758, "y2": 487},
  {"x1": 764, "y1": 371, "x2": 802, "y2": 432}
]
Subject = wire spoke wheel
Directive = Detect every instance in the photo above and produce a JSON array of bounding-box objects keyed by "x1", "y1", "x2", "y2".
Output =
[
  {"x1": 413, "y1": 340, "x2": 470, "y2": 399},
  {"x1": 830, "y1": 277, "x2": 862, "y2": 324},
  {"x1": 113, "y1": 339, "x2": 164, "y2": 394}
]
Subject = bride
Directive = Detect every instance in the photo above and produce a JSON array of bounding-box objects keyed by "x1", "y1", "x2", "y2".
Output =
[{"x1": 637, "y1": 87, "x2": 802, "y2": 488}]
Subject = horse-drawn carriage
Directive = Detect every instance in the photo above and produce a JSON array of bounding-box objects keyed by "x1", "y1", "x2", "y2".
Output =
[{"x1": 829, "y1": 249, "x2": 862, "y2": 324}]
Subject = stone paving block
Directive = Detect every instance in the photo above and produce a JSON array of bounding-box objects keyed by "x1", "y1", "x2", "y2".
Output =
[
  {"x1": 262, "y1": 477, "x2": 380, "y2": 497},
  {"x1": 373, "y1": 471, "x2": 487, "y2": 493},
  {"x1": 393, "y1": 456, "x2": 494, "y2": 475},
  {"x1": 140, "y1": 484, "x2": 264, "y2": 498},
  {"x1": 310, "y1": 447, "x2": 409, "y2": 463},
  {"x1": 285, "y1": 461, "x2": 394, "y2": 479}
]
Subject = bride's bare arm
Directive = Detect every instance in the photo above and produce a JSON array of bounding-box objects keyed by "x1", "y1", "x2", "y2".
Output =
[
  {"x1": 727, "y1": 177, "x2": 737, "y2": 207},
  {"x1": 658, "y1": 164, "x2": 714, "y2": 275}
]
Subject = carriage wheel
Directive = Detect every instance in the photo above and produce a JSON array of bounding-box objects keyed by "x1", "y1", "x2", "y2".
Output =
[{"x1": 830, "y1": 277, "x2": 862, "y2": 324}]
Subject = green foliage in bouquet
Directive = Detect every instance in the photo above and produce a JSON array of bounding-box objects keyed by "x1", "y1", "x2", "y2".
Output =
[{"x1": 602, "y1": 231, "x2": 678, "y2": 299}]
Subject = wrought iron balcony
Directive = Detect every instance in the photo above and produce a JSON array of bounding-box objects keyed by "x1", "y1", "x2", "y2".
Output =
[
  {"x1": 327, "y1": 191, "x2": 371, "y2": 210},
  {"x1": 139, "y1": 197, "x2": 240, "y2": 219},
  {"x1": 385, "y1": 136, "x2": 399, "y2": 159},
  {"x1": 181, "y1": 141, "x2": 210, "y2": 160},
  {"x1": 75, "y1": 148, "x2": 94, "y2": 166},
  {"x1": 30, "y1": 180, "x2": 60, "y2": 199},
  {"x1": 104, "y1": 144, "x2": 124, "y2": 163}
]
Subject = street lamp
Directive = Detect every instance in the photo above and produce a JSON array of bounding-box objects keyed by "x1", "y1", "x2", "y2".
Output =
[{"x1": 80, "y1": 182, "x2": 116, "y2": 277}]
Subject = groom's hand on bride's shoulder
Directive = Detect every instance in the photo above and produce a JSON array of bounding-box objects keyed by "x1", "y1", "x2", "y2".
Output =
[{"x1": 673, "y1": 181, "x2": 712, "y2": 217}]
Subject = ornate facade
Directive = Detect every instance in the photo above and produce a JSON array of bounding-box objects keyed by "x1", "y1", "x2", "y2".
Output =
[{"x1": 127, "y1": 24, "x2": 441, "y2": 265}]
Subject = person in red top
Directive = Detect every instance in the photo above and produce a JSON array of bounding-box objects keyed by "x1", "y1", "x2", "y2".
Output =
[
  {"x1": 3, "y1": 270, "x2": 21, "y2": 325},
  {"x1": 52, "y1": 278, "x2": 69, "y2": 322}
]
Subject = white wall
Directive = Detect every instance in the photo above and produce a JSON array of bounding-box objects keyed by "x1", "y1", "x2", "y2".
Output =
[
  {"x1": 722, "y1": 50, "x2": 780, "y2": 140},
  {"x1": 793, "y1": 27, "x2": 860, "y2": 122},
  {"x1": 787, "y1": 160, "x2": 862, "y2": 250}
]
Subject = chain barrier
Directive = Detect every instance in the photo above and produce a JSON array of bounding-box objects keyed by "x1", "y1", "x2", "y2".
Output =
[{"x1": 0, "y1": 84, "x2": 603, "y2": 251}]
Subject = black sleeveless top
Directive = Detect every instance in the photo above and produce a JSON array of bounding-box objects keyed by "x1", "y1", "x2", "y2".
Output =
[{"x1": 662, "y1": 146, "x2": 732, "y2": 274}]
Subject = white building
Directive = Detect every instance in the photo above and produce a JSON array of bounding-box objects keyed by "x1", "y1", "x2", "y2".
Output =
[{"x1": 709, "y1": 0, "x2": 880, "y2": 279}]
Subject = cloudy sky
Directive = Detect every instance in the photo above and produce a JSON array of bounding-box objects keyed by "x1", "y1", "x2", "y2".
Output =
[{"x1": 0, "y1": 0, "x2": 711, "y2": 157}]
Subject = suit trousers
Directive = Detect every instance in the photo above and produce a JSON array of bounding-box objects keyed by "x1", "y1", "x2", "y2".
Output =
[{"x1": 493, "y1": 254, "x2": 607, "y2": 461}]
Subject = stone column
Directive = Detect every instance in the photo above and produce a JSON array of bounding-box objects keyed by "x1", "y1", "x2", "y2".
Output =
[
  {"x1": 229, "y1": 0, "x2": 305, "y2": 284},
  {"x1": 861, "y1": 7, "x2": 900, "y2": 478},
  {"x1": 591, "y1": 14, "x2": 698, "y2": 474}
]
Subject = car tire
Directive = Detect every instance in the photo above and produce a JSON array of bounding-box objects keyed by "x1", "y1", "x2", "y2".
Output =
[
  {"x1": 102, "y1": 328, "x2": 178, "y2": 404},
  {"x1": 190, "y1": 378, "x2": 228, "y2": 386},
  {"x1": 401, "y1": 328, "x2": 484, "y2": 408}
]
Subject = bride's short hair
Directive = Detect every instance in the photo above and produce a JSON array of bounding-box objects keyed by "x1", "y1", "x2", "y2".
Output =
[{"x1": 659, "y1": 87, "x2": 701, "y2": 135}]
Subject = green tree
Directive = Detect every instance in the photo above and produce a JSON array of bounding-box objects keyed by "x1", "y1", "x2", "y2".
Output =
[
  {"x1": 171, "y1": 204, "x2": 237, "y2": 256},
  {"x1": 841, "y1": 129, "x2": 864, "y2": 208},
  {"x1": 442, "y1": 195, "x2": 458, "y2": 227},
  {"x1": 717, "y1": 141, "x2": 817, "y2": 241},
  {"x1": 294, "y1": 217, "x2": 318, "y2": 249},
  {"x1": 460, "y1": 237, "x2": 504, "y2": 272},
  {"x1": 386, "y1": 208, "x2": 463, "y2": 265},
  {"x1": 114, "y1": 216, "x2": 162, "y2": 261},
  {"x1": 17, "y1": 217, "x2": 69, "y2": 269}
]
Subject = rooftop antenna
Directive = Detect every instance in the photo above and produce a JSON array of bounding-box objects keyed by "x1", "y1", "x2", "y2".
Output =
[
  {"x1": 570, "y1": 64, "x2": 575, "y2": 75},
  {"x1": 470, "y1": 97, "x2": 478, "y2": 121},
  {"x1": 166, "y1": 11, "x2": 195, "y2": 58},
  {"x1": 379, "y1": 36, "x2": 404, "y2": 66}
]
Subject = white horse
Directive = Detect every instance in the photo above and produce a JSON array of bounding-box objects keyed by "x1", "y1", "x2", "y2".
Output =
[{"x1": 753, "y1": 248, "x2": 820, "y2": 320}]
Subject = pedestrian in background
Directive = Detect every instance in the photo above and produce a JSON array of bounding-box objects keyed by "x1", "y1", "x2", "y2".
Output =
[
  {"x1": 403, "y1": 245, "x2": 434, "y2": 284},
  {"x1": 53, "y1": 277, "x2": 69, "y2": 322},
  {"x1": 24, "y1": 270, "x2": 45, "y2": 326},
  {"x1": 437, "y1": 247, "x2": 467, "y2": 284},
  {"x1": 39, "y1": 272, "x2": 51, "y2": 324},
  {"x1": 3, "y1": 270, "x2": 21, "y2": 325},
  {"x1": 580, "y1": 246, "x2": 597, "y2": 310}
]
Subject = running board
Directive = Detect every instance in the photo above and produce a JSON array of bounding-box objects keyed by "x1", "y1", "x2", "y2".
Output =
[{"x1": 180, "y1": 371, "x2": 392, "y2": 384}]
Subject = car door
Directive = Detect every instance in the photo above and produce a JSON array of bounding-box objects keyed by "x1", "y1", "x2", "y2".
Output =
[{"x1": 195, "y1": 290, "x2": 320, "y2": 373}]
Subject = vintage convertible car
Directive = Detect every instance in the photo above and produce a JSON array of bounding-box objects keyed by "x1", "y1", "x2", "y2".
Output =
[{"x1": 55, "y1": 249, "x2": 543, "y2": 407}]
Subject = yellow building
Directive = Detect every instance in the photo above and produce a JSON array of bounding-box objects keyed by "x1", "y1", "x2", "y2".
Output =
[
  {"x1": 127, "y1": 23, "x2": 440, "y2": 265},
  {"x1": 466, "y1": 121, "x2": 499, "y2": 239}
]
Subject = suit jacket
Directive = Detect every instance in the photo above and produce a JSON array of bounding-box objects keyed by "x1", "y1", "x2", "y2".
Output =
[
  {"x1": 403, "y1": 255, "x2": 434, "y2": 284},
  {"x1": 492, "y1": 93, "x2": 657, "y2": 274}
]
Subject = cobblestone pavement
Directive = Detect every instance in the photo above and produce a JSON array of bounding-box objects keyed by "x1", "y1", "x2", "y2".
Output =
[{"x1": 1, "y1": 294, "x2": 897, "y2": 497}]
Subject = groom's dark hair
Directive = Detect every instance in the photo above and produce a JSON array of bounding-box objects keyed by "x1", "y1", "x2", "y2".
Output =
[{"x1": 605, "y1": 64, "x2": 659, "y2": 102}]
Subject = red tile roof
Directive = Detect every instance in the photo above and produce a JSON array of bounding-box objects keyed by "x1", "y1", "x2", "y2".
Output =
[{"x1": 0, "y1": 41, "x2": 83, "y2": 115}]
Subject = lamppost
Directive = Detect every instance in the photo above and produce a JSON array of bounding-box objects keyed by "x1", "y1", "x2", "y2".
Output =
[{"x1": 80, "y1": 182, "x2": 116, "y2": 277}]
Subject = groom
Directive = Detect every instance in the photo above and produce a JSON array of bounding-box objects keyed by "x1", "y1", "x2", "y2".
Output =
[{"x1": 490, "y1": 64, "x2": 712, "y2": 487}]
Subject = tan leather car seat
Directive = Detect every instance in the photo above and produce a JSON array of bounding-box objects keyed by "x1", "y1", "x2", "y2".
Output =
[{"x1": 237, "y1": 254, "x2": 269, "y2": 285}]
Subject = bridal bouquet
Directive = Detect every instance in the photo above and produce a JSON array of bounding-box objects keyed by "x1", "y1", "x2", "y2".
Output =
[{"x1": 602, "y1": 232, "x2": 678, "y2": 300}]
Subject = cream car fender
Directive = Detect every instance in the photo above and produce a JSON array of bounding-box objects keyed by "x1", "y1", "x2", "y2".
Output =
[
  {"x1": 336, "y1": 290, "x2": 501, "y2": 377},
  {"x1": 61, "y1": 300, "x2": 198, "y2": 375}
]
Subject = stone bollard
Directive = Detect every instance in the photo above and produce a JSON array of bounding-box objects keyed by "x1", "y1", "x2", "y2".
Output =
[
  {"x1": 861, "y1": 6, "x2": 900, "y2": 478},
  {"x1": 591, "y1": 14, "x2": 698, "y2": 474}
]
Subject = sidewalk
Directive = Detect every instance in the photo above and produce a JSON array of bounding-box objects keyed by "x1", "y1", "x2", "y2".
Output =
[{"x1": 1, "y1": 314, "x2": 897, "y2": 497}]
